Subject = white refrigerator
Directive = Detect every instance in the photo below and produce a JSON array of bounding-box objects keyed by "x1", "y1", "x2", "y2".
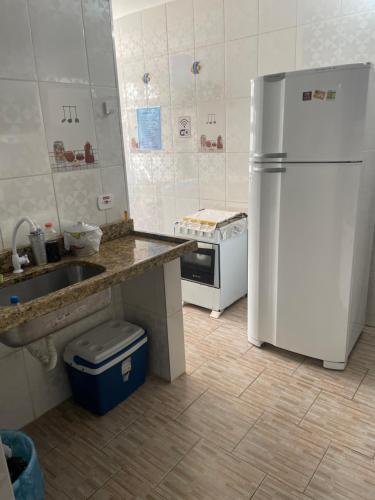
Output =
[{"x1": 248, "y1": 63, "x2": 375, "y2": 369}]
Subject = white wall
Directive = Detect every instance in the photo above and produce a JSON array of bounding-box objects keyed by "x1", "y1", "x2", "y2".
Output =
[
  {"x1": 0, "y1": 0, "x2": 128, "y2": 250},
  {"x1": 115, "y1": 0, "x2": 375, "y2": 323}
]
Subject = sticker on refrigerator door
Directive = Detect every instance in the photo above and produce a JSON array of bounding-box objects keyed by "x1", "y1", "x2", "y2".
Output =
[
  {"x1": 313, "y1": 90, "x2": 326, "y2": 100},
  {"x1": 326, "y1": 90, "x2": 336, "y2": 100},
  {"x1": 302, "y1": 91, "x2": 312, "y2": 101}
]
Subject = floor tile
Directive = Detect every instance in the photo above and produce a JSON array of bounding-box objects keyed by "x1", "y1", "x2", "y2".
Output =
[
  {"x1": 293, "y1": 357, "x2": 366, "y2": 399},
  {"x1": 125, "y1": 374, "x2": 207, "y2": 419},
  {"x1": 157, "y1": 439, "x2": 265, "y2": 500},
  {"x1": 306, "y1": 443, "x2": 375, "y2": 499},
  {"x1": 103, "y1": 413, "x2": 200, "y2": 484},
  {"x1": 40, "y1": 438, "x2": 119, "y2": 499},
  {"x1": 242, "y1": 343, "x2": 305, "y2": 374},
  {"x1": 199, "y1": 322, "x2": 251, "y2": 357},
  {"x1": 349, "y1": 336, "x2": 375, "y2": 370},
  {"x1": 184, "y1": 342, "x2": 218, "y2": 375},
  {"x1": 234, "y1": 412, "x2": 329, "y2": 492},
  {"x1": 191, "y1": 353, "x2": 264, "y2": 396},
  {"x1": 252, "y1": 475, "x2": 312, "y2": 499},
  {"x1": 353, "y1": 370, "x2": 375, "y2": 408},
  {"x1": 91, "y1": 466, "x2": 165, "y2": 500},
  {"x1": 240, "y1": 368, "x2": 320, "y2": 423},
  {"x1": 177, "y1": 389, "x2": 262, "y2": 451},
  {"x1": 300, "y1": 391, "x2": 375, "y2": 457}
]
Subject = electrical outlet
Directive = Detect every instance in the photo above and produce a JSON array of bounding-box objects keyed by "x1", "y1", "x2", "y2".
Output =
[{"x1": 97, "y1": 193, "x2": 113, "y2": 210}]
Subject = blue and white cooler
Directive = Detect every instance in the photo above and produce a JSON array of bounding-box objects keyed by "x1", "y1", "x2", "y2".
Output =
[{"x1": 64, "y1": 319, "x2": 147, "y2": 415}]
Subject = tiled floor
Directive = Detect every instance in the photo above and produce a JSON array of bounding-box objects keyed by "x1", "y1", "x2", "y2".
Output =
[{"x1": 24, "y1": 297, "x2": 375, "y2": 499}]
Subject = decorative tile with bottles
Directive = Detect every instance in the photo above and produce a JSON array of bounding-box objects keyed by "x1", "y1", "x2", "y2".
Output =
[
  {"x1": 197, "y1": 101, "x2": 225, "y2": 153},
  {"x1": 39, "y1": 83, "x2": 99, "y2": 173}
]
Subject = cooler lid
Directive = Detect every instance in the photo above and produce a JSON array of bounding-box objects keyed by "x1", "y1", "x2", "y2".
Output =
[{"x1": 64, "y1": 320, "x2": 145, "y2": 365}]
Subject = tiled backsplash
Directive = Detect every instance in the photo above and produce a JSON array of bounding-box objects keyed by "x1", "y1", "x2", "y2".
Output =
[
  {"x1": 0, "y1": 0, "x2": 128, "y2": 250},
  {"x1": 114, "y1": 0, "x2": 375, "y2": 236}
]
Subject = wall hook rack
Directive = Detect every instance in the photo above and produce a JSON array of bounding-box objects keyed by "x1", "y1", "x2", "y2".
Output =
[
  {"x1": 191, "y1": 61, "x2": 201, "y2": 75},
  {"x1": 143, "y1": 72, "x2": 151, "y2": 84}
]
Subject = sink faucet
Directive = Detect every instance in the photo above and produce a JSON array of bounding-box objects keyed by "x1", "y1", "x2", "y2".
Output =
[{"x1": 12, "y1": 217, "x2": 46, "y2": 273}]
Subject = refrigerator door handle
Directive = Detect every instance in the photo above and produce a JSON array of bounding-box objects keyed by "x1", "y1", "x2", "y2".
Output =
[
  {"x1": 252, "y1": 152, "x2": 287, "y2": 159},
  {"x1": 252, "y1": 166, "x2": 287, "y2": 173}
]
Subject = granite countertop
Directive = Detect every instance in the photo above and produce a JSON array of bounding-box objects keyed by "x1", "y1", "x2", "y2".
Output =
[{"x1": 0, "y1": 229, "x2": 196, "y2": 334}]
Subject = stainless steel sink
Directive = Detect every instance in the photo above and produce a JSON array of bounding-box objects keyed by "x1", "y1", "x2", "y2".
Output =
[
  {"x1": 0, "y1": 263, "x2": 105, "y2": 306},
  {"x1": 0, "y1": 263, "x2": 111, "y2": 347}
]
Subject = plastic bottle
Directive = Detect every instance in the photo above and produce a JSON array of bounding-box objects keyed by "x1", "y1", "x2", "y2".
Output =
[{"x1": 44, "y1": 223, "x2": 61, "y2": 263}]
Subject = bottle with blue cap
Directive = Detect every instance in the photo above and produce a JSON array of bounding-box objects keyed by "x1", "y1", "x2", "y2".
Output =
[{"x1": 10, "y1": 296, "x2": 20, "y2": 305}]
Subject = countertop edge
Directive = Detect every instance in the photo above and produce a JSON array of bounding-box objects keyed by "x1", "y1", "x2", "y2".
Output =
[{"x1": 0, "y1": 233, "x2": 196, "y2": 334}]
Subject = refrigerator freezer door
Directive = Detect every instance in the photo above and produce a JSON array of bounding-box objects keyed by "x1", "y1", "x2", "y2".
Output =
[
  {"x1": 250, "y1": 64, "x2": 370, "y2": 164},
  {"x1": 248, "y1": 162, "x2": 362, "y2": 362},
  {"x1": 283, "y1": 65, "x2": 369, "y2": 162}
]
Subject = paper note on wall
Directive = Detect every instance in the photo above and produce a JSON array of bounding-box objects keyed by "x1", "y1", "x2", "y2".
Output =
[{"x1": 137, "y1": 107, "x2": 162, "y2": 150}]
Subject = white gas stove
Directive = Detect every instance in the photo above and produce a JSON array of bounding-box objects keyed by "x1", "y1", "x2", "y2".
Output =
[{"x1": 175, "y1": 209, "x2": 248, "y2": 318}]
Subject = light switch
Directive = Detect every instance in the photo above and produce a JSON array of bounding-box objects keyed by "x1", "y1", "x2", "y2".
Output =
[{"x1": 97, "y1": 193, "x2": 113, "y2": 210}]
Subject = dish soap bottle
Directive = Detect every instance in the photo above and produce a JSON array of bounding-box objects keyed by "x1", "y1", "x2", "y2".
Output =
[{"x1": 44, "y1": 222, "x2": 61, "y2": 263}]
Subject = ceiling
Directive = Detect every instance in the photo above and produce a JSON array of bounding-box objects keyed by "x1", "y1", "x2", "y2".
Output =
[{"x1": 111, "y1": 0, "x2": 171, "y2": 19}]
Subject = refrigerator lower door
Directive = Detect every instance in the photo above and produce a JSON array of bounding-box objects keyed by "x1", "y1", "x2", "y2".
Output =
[{"x1": 248, "y1": 162, "x2": 363, "y2": 363}]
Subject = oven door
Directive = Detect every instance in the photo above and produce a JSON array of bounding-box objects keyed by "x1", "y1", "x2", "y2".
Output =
[{"x1": 180, "y1": 242, "x2": 219, "y2": 288}]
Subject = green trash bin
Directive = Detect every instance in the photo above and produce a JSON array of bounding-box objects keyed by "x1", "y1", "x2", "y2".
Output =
[{"x1": 1, "y1": 430, "x2": 44, "y2": 500}]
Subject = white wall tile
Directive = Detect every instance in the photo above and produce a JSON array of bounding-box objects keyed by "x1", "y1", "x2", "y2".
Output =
[
  {"x1": 297, "y1": 0, "x2": 341, "y2": 25},
  {"x1": 167, "y1": 0, "x2": 194, "y2": 53},
  {"x1": 160, "y1": 106, "x2": 173, "y2": 152},
  {"x1": 0, "y1": 80, "x2": 49, "y2": 179},
  {"x1": 341, "y1": 0, "x2": 375, "y2": 15},
  {"x1": 195, "y1": 44, "x2": 225, "y2": 101},
  {"x1": 0, "y1": 351, "x2": 34, "y2": 428},
  {"x1": 91, "y1": 86, "x2": 124, "y2": 167},
  {"x1": 101, "y1": 165, "x2": 128, "y2": 223},
  {"x1": 339, "y1": 13, "x2": 375, "y2": 65},
  {"x1": 155, "y1": 195, "x2": 176, "y2": 234},
  {"x1": 296, "y1": 18, "x2": 341, "y2": 69},
  {"x1": 115, "y1": 12, "x2": 143, "y2": 62},
  {"x1": 39, "y1": 83, "x2": 98, "y2": 165},
  {"x1": 0, "y1": 0, "x2": 36, "y2": 80},
  {"x1": 169, "y1": 52, "x2": 195, "y2": 105},
  {"x1": 193, "y1": 0, "x2": 225, "y2": 47},
  {"x1": 226, "y1": 152, "x2": 249, "y2": 202},
  {"x1": 153, "y1": 154, "x2": 175, "y2": 198},
  {"x1": 142, "y1": 5, "x2": 168, "y2": 58},
  {"x1": 258, "y1": 27, "x2": 296, "y2": 75},
  {"x1": 128, "y1": 153, "x2": 155, "y2": 198},
  {"x1": 259, "y1": 0, "x2": 297, "y2": 33},
  {"x1": 0, "y1": 174, "x2": 59, "y2": 248},
  {"x1": 199, "y1": 198, "x2": 227, "y2": 210},
  {"x1": 145, "y1": 55, "x2": 170, "y2": 106},
  {"x1": 53, "y1": 169, "x2": 105, "y2": 228},
  {"x1": 174, "y1": 153, "x2": 199, "y2": 198},
  {"x1": 29, "y1": 0, "x2": 89, "y2": 84},
  {"x1": 175, "y1": 197, "x2": 199, "y2": 218},
  {"x1": 82, "y1": 0, "x2": 116, "y2": 87},
  {"x1": 224, "y1": 0, "x2": 258, "y2": 41},
  {"x1": 226, "y1": 98, "x2": 250, "y2": 153},
  {"x1": 198, "y1": 153, "x2": 226, "y2": 201},
  {"x1": 226, "y1": 37, "x2": 258, "y2": 98},
  {"x1": 226, "y1": 200, "x2": 248, "y2": 213},
  {"x1": 121, "y1": 60, "x2": 147, "y2": 108},
  {"x1": 296, "y1": 13, "x2": 375, "y2": 70}
]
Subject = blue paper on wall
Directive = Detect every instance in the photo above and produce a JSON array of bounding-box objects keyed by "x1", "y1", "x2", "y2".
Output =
[{"x1": 137, "y1": 107, "x2": 162, "y2": 150}]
